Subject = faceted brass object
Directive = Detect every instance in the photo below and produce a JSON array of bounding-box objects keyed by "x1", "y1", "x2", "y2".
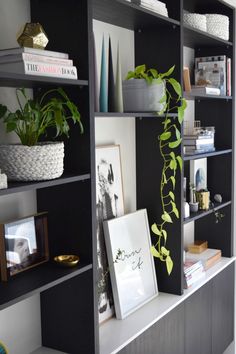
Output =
[
  {"x1": 17, "y1": 23, "x2": 49, "y2": 49},
  {"x1": 54, "y1": 255, "x2": 80, "y2": 267}
]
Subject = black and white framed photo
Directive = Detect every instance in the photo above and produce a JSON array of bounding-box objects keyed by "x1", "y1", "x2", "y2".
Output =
[
  {"x1": 96, "y1": 145, "x2": 125, "y2": 323},
  {"x1": 103, "y1": 209, "x2": 158, "y2": 320},
  {"x1": 0, "y1": 213, "x2": 49, "y2": 281},
  {"x1": 190, "y1": 158, "x2": 207, "y2": 191}
]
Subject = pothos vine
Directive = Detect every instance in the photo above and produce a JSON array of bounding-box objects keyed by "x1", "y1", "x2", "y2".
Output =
[{"x1": 126, "y1": 64, "x2": 187, "y2": 275}]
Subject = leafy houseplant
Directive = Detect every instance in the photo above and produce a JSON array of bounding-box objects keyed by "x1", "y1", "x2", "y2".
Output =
[
  {"x1": 0, "y1": 87, "x2": 83, "y2": 181},
  {"x1": 0, "y1": 87, "x2": 83, "y2": 146},
  {"x1": 126, "y1": 65, "x2": 187, "y2": 275}
]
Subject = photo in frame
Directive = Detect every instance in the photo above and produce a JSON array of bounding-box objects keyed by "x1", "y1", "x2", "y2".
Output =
[
  {"x1": 96, "y1": 145, "x2": 125, "y2": 323},
  {"x1": 190, "y1": 158, "x2": 207, "y2": 191},
  {"x1": 103, "y1": 209, "x2": 158, "y2": 320},
  {"x1": 0, "y1": 213, "x2": 49, "y2": 281}
]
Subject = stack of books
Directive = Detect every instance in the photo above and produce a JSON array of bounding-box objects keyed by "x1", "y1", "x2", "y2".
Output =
[
  {"x1": 133, "y1": 0, "x2": 168, "y2": 17},
  {"x1": 0, "y1": 47, "x2": 78, "y2": 79},
  {"x1": 184, "y1": 132, "x2": 215, "y2": 155},
  {"x1": 184, "y1": 259, "x2": 205, "y2": 289},
  {"x1": 185, "y1": 248, "x2": 222, "y2": 271},
  {"x1": 194, "y1": 55, "x2": 231, "y2": 96}
]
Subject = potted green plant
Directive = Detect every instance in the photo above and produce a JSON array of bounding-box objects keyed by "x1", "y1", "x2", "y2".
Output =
[
  {"x1": 0, "y1": 87, "x2": 83, "y2": 181},
  {"x1": 123, "y1": 64, "x2": 171, "y2": 112},
  {"x1": 124, "y1": 64, "x2": 186, "y2": 275}
]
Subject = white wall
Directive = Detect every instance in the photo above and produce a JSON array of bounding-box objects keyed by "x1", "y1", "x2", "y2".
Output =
[
  {"x1": 93, "y1": 20, "x2": 136, "y2": 213},
  {"x1": 0, "y1": 1, "x2": 41, "y2": 353}
]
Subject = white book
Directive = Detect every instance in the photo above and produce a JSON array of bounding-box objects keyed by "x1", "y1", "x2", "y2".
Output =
[
  {"x1": 191, "y1": 86, "x2": 220, "y2": 96},
  {"x1": 0, "y1": 60, "x2": 78, "y2": 79},
  {"x1": 0, "y1": 47, "x2": 69, "y2": 59},
  {"x1": 0, "y1": 53, "x2": 73, "y2": 66}
]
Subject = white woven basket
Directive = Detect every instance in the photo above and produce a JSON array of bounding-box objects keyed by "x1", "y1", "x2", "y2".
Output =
[
  {"x1": 0, "y1": 142, "x2": 64, "y2": 181},
  {"x1": 206, "y1": 14, "x2": 229, "y2": 40},
  {"x1": 183, "y1": 13, "x2": 207, "y2": 32}
]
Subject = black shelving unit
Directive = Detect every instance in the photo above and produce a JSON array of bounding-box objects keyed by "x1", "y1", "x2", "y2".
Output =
[{"x1": 0, "y1": 0, "x2": 234, "y2": 353}]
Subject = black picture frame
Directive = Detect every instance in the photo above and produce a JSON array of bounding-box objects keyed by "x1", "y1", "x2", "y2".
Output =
[{"x1": 0, "y1": 212, "x2": 49, "y2": 281}]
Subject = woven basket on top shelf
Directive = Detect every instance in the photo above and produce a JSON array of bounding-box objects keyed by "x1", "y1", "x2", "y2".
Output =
[
  {"x1": 205, "y1": 14, "x2": 229, "y2": 41},
  {"x1": 0, "y1": 141, "x2": 64, "y2": 181}
]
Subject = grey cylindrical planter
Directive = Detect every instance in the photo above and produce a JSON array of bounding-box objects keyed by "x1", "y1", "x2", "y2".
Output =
[
  {"x1": 0, "y1": 142, "x2": 64, "y2": 181},
  {"x1": 122, "y1": 78, "x2": 165, "y2": 112}
]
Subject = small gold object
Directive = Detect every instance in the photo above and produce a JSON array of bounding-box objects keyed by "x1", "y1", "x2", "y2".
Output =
[
  {"x1": 196, "y1": 191, "x2": 210, "y2": 210},
  {"x1": 17, "y1": 23, "x2": 49, "y2": 49},
  {"x1": 54, "y1": 255, "x2": 80, "y2": 267}
]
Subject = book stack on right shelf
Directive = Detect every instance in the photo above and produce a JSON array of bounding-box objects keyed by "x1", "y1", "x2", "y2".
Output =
[
  {"x1": 0, "y1": 47, "x2": 78, "y2": 79},
  {"x1": 184, "y1": 240, "x2": 222, "y2": 288}
]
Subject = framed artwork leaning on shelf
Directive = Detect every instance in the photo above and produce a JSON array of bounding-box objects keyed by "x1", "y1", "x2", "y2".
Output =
[
  {"x1": 103, "y1": 209, "x2": 158, "y2": 320},
  {"x1": 95, "y1": 144, "x2": 125, "y2": 323},
  {"x1": 0, "y1": 212, "x2": 49, "y2": 281},
  {"x1": 190, "y1": 157, "x2": 207, "y2": 191}
]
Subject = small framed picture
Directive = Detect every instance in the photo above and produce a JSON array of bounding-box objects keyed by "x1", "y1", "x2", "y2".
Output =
[
  {"x1": 0, "y1": 213, "x2": 49, "y2": 281},
  {"x1": 103, "y1": 209, "x2": 158, "y2": 320},
  {"x1": 190, "y1": 158, "x2": 207, "y2": 191},
  {"x1": 96, "y1": 145, "x2": 125, "y2": 323}
]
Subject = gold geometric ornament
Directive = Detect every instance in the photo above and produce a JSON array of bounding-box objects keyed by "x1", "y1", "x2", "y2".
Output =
[{"x1": 17, "y1": 23, "x2": 49, "y2": 49}]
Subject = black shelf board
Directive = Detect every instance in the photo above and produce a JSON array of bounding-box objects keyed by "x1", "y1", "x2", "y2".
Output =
[
  {"x1": 184, "y1": 149, "x2": 232, "y2": 161},
  {"x1": 93, "y1": 0, "x2": 180, "y2": 31},
  {"x1": 184, "y1": 200, "x2": 231, "y2": 224},
  {"x1": 0, "y1": 71, "x2": 88, "y2": 88},
  {"x1": 95, "y1": 112, "x2": 178, "y2": 118},
  {"x1": 0, "y1": 173, "x2": 90, "y2": 196},
  {"x1": 0, "y1": 261, "x2": 92, "y2": 310},
  {"x1": 183, "y1": 24, "x2": 233, "y2": 48},
  {"x1": 184, "y1": 92, "x2": 232, "y2": 100}
]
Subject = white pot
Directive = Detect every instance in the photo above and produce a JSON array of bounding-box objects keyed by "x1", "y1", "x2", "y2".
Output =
[
  {"x1": 0, "y1": 142, "x2": 64, "y2": 181},
  {"x1": 122, "y1": 78, "x2": 165, "y2": 112}
]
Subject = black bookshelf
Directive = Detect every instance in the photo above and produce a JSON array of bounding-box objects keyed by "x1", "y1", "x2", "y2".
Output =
[{"x1": 0, "y1": 0, "x2": 234, "y2": 353}]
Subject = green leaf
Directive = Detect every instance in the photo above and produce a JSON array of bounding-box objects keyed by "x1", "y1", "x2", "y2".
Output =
[
  {"x1": 151, "y1": 223, "x2": 162, "y2": 236},
  {"x1": 164, "y1": 118, "x2": 171, "y2": 129},
  {"x1": 169, "y1": 159, "x2": 177, "y2": 170},
  {"x1": 160, "y1": 65, "x2": 175, "y2": 79},
  {"x1": 135, "y1": 64, "x2": 146, "y2": 77},
  {"x1": 161, "y1": 212, "x2": 173, "y2": 223},
  {"x1": 162, "y1": 229, "x2": 167, "y2": 242},
  {"x1": 169, "y1": 138, "x2": 182, "y2": 148},
  {"x1": 166, "y1": 255, "x2": 173, "y2": 275},
  {"x1": 163, "y1": 173, "x2": 167, "y2": 184},
  {"x1": 160, "y1": 131, "x2": 171, "y2": 141},
  {"x1": 168, "y1": 78, "x2": 182, "y2": 98},
  {"x1": 176, "y1": 155, "x2": 183, "y2": 171},
  {"x1": 151, "y1": 246, "x2": 160, "y2": 258},
  {"x1": 126, "y1": 71, "x2": 135, "y2": 80},
  {"x1": 173, "y1": 207, "x2": 179, "y2": 219},
  {"x1": 178, "y1": 99, "x2": 187, "y2": 124},
  {"x1": 161, "y1": 246, "x2": 170, "y2": 257},
  {"x1": 169, "y1": 191, "x2": 175, "y2": 201},
  {"x1": 175, "y1": 127, "x2": 181, "y2": 140},
  {"x1": 149, "y1": 68, "x2": 158, "y2": 78},
  {"x1": 170, "y1": 151, "x2": 175, "y2": 159},
  {"x1": 170, "y1": 176, "x2": 176, "y2": 189}
]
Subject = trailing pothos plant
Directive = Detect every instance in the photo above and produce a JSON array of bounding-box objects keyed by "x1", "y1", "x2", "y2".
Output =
[{"x1": 127, "y1": 64, "x2": 187, "y2": 275}]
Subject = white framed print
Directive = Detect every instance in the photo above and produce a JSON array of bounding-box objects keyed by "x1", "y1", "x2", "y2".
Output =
[
  {"x1": 96, "y1": 145, "x2": 125, "y2": 323},
  {"x1": 190, "y1": 158, "x2": 207, "y2": 191},
  {"x1": 103, "y1": 209, "x2": 158, "y2": 320}
]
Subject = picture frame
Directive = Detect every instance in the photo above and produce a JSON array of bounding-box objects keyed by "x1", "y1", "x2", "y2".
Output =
[
  {"x1": 190, "y1": 158, "x2": 207, "y2": 191},
  {"x1": 96, "y1": 145, "x2": 125, "y2": 323},
  {"x1": 0, "y1": 213, "x2": 49, "y2": 281},
  {"x1": 103, "y1": 209, "x2": 158, "y2": 320}
]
